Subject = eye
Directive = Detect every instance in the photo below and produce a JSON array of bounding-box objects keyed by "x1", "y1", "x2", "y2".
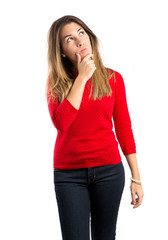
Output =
[
  {"x1": 67, "y1": 37, "x2": 73, "y2": 43},
  {"x1": 67, "y1": 31, "x2": 85, "y2": 43},
  {"x1": 79, "y1": 31, "x2": 85, "y2": 35}
]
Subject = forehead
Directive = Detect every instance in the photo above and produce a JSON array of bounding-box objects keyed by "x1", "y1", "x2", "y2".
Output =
[{"x1": 60, "y1": 22, "x2": 83, "y2": 39}]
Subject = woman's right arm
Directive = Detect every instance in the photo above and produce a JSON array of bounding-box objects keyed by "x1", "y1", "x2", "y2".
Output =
[
  {"x1": 66, "y1": 75, "x2": 86, "y2": 110},
  {"x1": 67, "y1": 53, "x2": 96, "y2": 109},
  {"x1": 47, "y1": 53, "x2": 96, "y2": 131}
]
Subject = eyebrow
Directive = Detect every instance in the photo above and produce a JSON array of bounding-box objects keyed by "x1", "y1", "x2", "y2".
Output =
[{"x1": 63, "y1": 28, "x2": 83, "y2": 41}]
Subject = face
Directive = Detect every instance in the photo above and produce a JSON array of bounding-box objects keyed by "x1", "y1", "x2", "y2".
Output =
[{"x1": 60, "y1": 22, "x2": 92, "y2": 71}]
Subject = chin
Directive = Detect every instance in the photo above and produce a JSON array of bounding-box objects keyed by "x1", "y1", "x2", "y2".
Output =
[{"x1": 81, "y1": 51, "x2": 92, "y2": 59}]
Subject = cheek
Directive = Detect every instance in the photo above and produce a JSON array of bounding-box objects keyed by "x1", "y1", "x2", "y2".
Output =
[
  {"x1": 65, "y1": 46, "x2": 77, "y2": 62},
  {"x1": 69, "y1": 47, "x2": 77, "y2": 58},
  {"x1": 86, "y1": 36, "x2": 92, "y2": 48},
  {"x1": 63, "y1": 45, "x2": 75, "y2": 56}
]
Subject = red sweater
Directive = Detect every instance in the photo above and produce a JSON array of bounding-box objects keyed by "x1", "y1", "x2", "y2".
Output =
[{"x1": 47, "y1": 70, "x2": 136, "y2": 170}]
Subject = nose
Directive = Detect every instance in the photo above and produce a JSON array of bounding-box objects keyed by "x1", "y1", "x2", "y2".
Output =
[{"x1": 76, "y1": 38, "x2": 83, "y2": 47}]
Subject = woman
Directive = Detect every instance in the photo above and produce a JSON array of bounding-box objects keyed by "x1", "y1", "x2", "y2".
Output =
[{"x1": 45, "y1": 15, "x2": 144, "y2": 240}]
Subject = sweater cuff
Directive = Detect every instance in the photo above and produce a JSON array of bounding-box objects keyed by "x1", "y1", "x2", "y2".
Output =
[{"x1": 123, "y1": 148, "x2": 136, "y2": 155}]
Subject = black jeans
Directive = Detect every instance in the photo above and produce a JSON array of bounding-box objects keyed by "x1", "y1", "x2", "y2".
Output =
[{"x1": 53, "y1": 161, "x2": 125, "y2": 240}]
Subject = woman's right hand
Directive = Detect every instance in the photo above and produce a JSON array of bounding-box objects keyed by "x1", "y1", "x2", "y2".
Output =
[{"x1": 76, "y1": 53, "x2": 96, "y2": 83}]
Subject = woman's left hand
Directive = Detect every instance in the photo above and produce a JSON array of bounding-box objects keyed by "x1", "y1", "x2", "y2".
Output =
[{"x1": 130, "y1": 182, "x2": 144, "y2": 209}]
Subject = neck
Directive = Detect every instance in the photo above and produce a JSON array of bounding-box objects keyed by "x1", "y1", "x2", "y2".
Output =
[{"x1": 71, "y1": 65, "x2": 78, "y2": 73}]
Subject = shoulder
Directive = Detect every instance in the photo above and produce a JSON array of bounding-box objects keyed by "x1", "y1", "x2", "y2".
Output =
[
  {"x1": 113, "y1": 70, "x2": 123, "y2": 79},
  {"x1": 112, "y1": 70, "x2": 124, "y2": 83},
  {"x1": 106, "y1": 67, "x2": 125, "y2": 86}
]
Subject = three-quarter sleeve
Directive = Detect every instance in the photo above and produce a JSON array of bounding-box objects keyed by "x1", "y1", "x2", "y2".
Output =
[
  {"x1": 47, "y1": 92, "x2": 79, "y2": 132},
  {"x1": 113, "y1": 71, "x2": 136, "y2": 155}
]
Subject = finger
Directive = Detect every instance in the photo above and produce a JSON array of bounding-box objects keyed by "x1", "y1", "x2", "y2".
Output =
[
  {"x1": 76, "y1": 53, "x2": 81, "y2": 65},
  {"x1": 137, "y1": 194, "x2": 143, "y2": 206},
  {"x1": 82, "y1": 53, "x2": 94, "y2": 61},
  {"x1": 133, "y1": 199, "x2": 141, "y2": 209},
  {"x1": 131, "y1": 192, "x2": 136, "y2": 205},
  {"x1": 86, "y1": 59, "x2": 94, "y2": 64},
  {"x1": 133, "y1": 195, "x2": 143, "y2": 209}
]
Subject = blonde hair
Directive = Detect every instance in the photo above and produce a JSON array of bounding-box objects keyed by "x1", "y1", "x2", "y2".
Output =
[{"x1": 45, "y1": 15, "x2": 115, "y2": 104}]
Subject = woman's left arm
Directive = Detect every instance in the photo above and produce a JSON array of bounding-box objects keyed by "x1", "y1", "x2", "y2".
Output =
[
  {"x1": 125, "y1": 153, "x2": 144, "y2": 209},
  {"x1": 113, "y1": 71, "x2": 144, "y2": 208}
]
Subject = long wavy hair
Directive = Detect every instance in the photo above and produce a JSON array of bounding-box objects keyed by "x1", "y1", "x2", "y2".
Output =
[{"x1": 45, "y1": 15, "x2": 115, "y2": 104}]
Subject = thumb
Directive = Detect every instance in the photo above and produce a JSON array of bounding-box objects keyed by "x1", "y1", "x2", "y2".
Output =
[
  {"x1": 131, "y1": 192, "x2": 136, "y2": 205},
  {"x1": 76, "y1": 53, "x2": 81, "y2": 65}
]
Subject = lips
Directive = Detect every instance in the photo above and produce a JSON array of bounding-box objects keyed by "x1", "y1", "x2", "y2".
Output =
[{"x1": 80, "y1": 48, "x2": 87, "y2": 53}]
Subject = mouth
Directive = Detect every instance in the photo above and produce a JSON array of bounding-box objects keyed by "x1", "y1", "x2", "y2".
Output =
[{"x1": 80, "y1": 48, "x2": 87, "y2": 53}]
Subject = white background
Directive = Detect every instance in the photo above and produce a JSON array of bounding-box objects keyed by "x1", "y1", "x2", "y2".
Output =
[{"x1": 0, "y1": 0, "x2": 167, "y2": 239}]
